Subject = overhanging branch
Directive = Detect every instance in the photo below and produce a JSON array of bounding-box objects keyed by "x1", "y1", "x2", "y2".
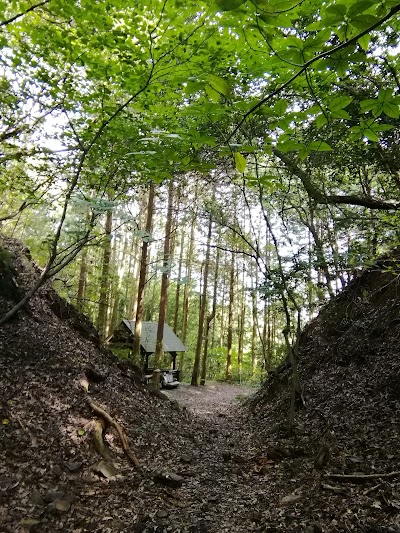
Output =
[
  {"x1": 0, "y1": 0, "x2": 52, "y2": 28},
  {"x1": 274, "y1": 149, "x2": 400, "y2": 210}
]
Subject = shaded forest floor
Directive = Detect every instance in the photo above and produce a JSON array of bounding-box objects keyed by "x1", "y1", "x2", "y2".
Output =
[{"x1": 1, "y1": 236, "x2": 400, "y2": 532}]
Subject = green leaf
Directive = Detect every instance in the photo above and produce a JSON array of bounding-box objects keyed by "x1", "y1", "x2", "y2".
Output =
[
  {"x1": 258, "y1": 0, "x2": 301, "y2": 10},
  {"x1": 331, "y1": 109, "x2": 351, "y2": 119},
  {"x1": 360, "y1": 98, "x2": 378, "y2": 113},
  {"x1": 328, "y1": 96, "x2": 353, "y2": 111},
  {"x1": 259, "y1": 13, "x2": 294, "y2": 28},
  {"x1": 299, "y1": 146, "x2": 310, "y2": 160},
  {"x1": 2, "y1": 418, "x2": 10, "y2": 425},
  {"x1": 308, "y1": 141, "x2": 332, "y2": 152},
  {"x1": 277, "y1": 140, "x2": 303, "y2": 152},
  {"x1": 205, "y1": 85, "x2": 220, "y2": 102},
  {"x1": 350, "y1": 14, "x2": 379, "y2": 30},
  {"x1": 234, "y1": 152, "x2": 247, "y2": 173},
  {"x1": 364, "y1": 128, "x2": 379, "y2": 142},
  {"x1": 276, "y1": 115, "x2": 293, "y2": 131},
  {"x1": 383, "y1": 103, "x2": 399, "y2": 119},
  {"x1": 358, "y1": 33, "x2": 370, "y2": 51},
  {"x1": 377, "y1": 88, "x2": 393, "y2": 102},
  {"x1": 274, "y1": 98, "x2": 288, "y2": 115},
  {"x1": 208, "y1": 75, "x2": 231, "y2": 99},
  {"x1": 316, "y1": 114, "x2": 328, "y2": 128},
  {"x1": 305, "y1": 21, "x2": 322, "y2": 30},
  {"x1": 372, "y1": 123, "x2": 394, "y2": 132},
  {"x1": 214, "y1": 0, "x2": 245, "y2": 10},
  {"x1": 325, "y1": 4, "x2": 347, "y2": 17},
  {"x1": 184, "y1": 80, "x2": 205, "y2": 96},
  {"x1": 260, "y1": 175, "x2": 278, "y2": 183},
  {"x1": 348, "y1": 0, "x2": 376, "y2": 18}
]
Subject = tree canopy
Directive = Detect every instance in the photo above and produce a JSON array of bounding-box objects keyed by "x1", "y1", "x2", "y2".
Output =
[{"x1": 1, "y1": 0, "x2": 400, "y2": 373}]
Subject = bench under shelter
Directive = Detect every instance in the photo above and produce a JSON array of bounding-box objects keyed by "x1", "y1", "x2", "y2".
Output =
[{"x1": 109, "y1": 320, "x2": 187, "y2": 387}]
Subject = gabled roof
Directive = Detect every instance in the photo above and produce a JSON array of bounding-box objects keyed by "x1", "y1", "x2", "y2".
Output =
[{"x1": 122, "y1": 320, "x2": 187, "y2": 353}]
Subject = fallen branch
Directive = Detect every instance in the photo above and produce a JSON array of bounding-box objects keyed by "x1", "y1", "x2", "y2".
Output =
[
  {"x1": 87, "y1": 398, "x2": 139, "y2": 467},
  {"x1": 326, "y1": 471, "x2": 400, "y2": 482}
]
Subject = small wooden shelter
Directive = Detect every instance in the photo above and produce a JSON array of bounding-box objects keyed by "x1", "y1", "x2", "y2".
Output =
[{"x1": 110, "y1": 320, "x2": 187, "y2": 372}]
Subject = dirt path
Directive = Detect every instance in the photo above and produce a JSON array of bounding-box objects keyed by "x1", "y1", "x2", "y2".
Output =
[
  {"x1": 155, "y1": 383, "x2": 276, "y2": 532},
  {"x1": 163, "y1": 382, "x2": 255, "y2": 416}
]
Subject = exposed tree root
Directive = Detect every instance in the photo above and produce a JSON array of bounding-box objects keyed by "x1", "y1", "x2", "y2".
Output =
[
  {"x1": 88, "y1": 418, "x2": 114, "y2": 462},
  {"x1": 87, "y1": 398, "x2": 140, "y2": 467},
  {"x1": 326, "y1": 471, "x2": 400, "y2": 482}
]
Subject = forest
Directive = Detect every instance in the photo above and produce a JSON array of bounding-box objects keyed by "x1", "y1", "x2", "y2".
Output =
[{"x1": 1, "y1": 1, "x2": 400, "y2": 532}]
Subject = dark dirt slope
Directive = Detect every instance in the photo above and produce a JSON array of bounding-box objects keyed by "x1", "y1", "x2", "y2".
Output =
[
  {"x1": 0, "y1": 237, "x2": 197, "y2": 532},
  {"x1": 250, "y1": 252, "x2": 400, "y2": 532}
]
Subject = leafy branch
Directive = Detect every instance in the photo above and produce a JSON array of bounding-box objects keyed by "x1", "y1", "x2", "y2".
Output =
[
  {"x1": 0, "y1": 0, "x2": 52, "y2": 28},
  {"x1": 274, "y1": 149, "x2": 400, "y2": 210},
  {"x1": 226, "y1": 4, "x2": 400, "y2": 141}
]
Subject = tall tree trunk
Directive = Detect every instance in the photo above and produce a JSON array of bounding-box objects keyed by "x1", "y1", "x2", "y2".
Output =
[
  {"x1": 166, "y1": 193, "x2": 178, "y2": 325},
  {"x1": 265, "y1": 300, "x2": 272, "y2": 371},
  {"x1": 250, "y1": 263, "x2": 259, "y2": 375},
  {"x1": 237, "y1": 262, "x2": 246, "y2": 383},
  {"x1": 180, "y1": 187, "x2": 198, "y2": 376},
  {"x1": 211, "y1": 252, "x2": 220, "y2": 350},
  {"x1": 132, "y1": 182, "x2": 155, "y2": 362},
  {"x1": 181, "y1": 188, "x2": 198, "y2": 344},
  {"x1": 76, "y1": 245, "x2": 88, "y2": 311},
  {"x1": 126, "y1": 196, "x2": 147, "y2": 319},
  {"x1": 200, "y1": 246, "x2": 219, "y2": 386},
  {"x1": 109, "y1": 231, "x2": 129, "y2": 337},
  {"x1": 173, "y1": 228, "x2": 185, "y2": 332},
  {"x1": 108, "y1": 231, "x2": 120, "y2": 338},
  {"x1": 192, "y1": 211, "x2": 213, "y2": 386},
  {"x1": 124, "y1": 236, "x2": 137, "y2": 319},
  {"x1": 219, "y1": 252, "x2": 227, "y2": 348},
  {"x1": 97, "y1": 208, "x2": 113, "y2": 341},
  {"x1": 226, "y1": 252, "x2": 235, "y2": 382},
  {"x1": 155, "y1": 179, "x2": 174, "y2": 375},
  {"x1": 327, "y1": 220, "x2": 346, "y2": 290},
  {"x1": 308, "y1": 216, "x2": 335, "y2": 299}
]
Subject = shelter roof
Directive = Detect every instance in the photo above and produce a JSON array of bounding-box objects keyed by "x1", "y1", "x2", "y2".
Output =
[{"x1": 122, "y1": 320, "x2": 187, "y2": 353}]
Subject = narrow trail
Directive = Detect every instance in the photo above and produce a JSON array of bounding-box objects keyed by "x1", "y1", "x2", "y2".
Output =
[
  {"x1": 159, "y1": 383, "x2": 275, "y2": 532},
  {"x1": 163, "y1": 382, "x2": 254, "y2": 416}
]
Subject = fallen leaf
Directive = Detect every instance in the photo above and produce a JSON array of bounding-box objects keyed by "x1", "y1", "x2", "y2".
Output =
[
  {"x1": 54, "y1": 499, "x2": 72, "y2": 512},
  {"x1": 280, "y1": 494, "x2": 302, "y2": 506},
  {"x1": 93, "y1": 460, "x2": 119, "y2": 479},
  {"x1": 19, "y1": 517, "x2": 41, "y2": 526}
]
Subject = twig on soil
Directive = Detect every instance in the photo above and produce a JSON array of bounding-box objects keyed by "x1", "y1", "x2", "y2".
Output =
[
  {"x1": 321, "y1": 483, "x2": 347, "y2": 494},
  {"x1": 16, "y1": 416, "x2": 38, "y2": 447},
  {"x1": 87, "y1": 398, "x2": 139, "y2": 467},
  {"x1": 326, "y1": 471, "x2": 400, "y2": 482},
  {"x1": 363, "y1": 483, "x2": 383, "y2": 495}
]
